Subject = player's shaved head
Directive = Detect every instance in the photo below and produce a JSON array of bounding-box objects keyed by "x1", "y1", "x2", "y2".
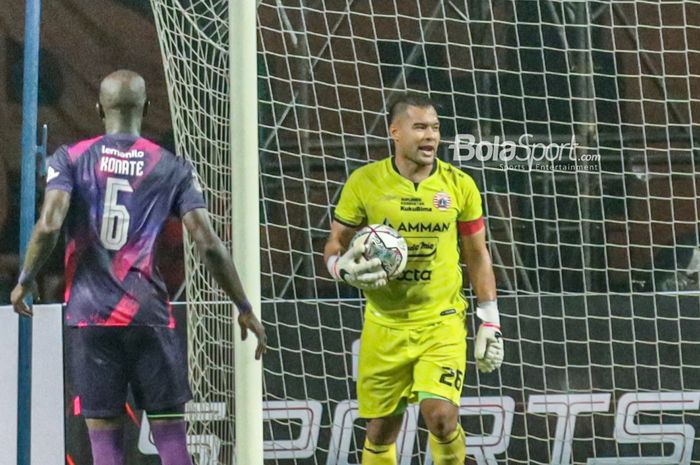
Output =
[
  {"x1": 99, "y1": 69, "x2": 147, "y2": 112},
  {"x1": 98, "y1": 69, "x2": 149, "y2": 135}
]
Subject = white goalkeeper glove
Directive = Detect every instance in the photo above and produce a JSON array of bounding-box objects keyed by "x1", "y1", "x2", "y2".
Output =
[
  {"x1": 327, "y1": 243, "x2": 388, "y2": 290},
  {"x1": 474, "y1": 300, "x2": 504, "y2": 373}
]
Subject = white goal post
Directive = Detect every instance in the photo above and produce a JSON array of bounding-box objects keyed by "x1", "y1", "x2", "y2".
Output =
[{"x1": 229, "y1": 2, "x2": 263, "y2": 465}]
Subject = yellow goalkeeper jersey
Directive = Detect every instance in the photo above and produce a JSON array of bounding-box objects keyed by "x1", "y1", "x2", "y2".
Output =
[{"x1": 334, "y1": 157, "x2": 483, "y2": 328}]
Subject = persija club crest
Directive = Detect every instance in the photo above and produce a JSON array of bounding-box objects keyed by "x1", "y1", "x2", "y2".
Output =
[{"x1": 433, "y1": 192, "x2": 452, "y2": 210}]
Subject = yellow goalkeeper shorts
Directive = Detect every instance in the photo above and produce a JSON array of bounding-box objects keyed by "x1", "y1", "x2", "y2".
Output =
[{"x1": 357, "y1": 313, "x2": 467, "y2": 418}]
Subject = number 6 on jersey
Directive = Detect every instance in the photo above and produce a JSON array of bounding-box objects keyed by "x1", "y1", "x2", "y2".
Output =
[{"x1": 100, "y1": 177, "x2": 133, "y2": 250}]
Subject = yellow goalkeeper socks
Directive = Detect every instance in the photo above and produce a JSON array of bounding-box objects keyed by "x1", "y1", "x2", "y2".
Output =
[
  {"x1": 429, "y1": 424, "x2": 465, "y2": 465},
  {"x1": 362, "y1": 438, "x2": 397, "y2": 465}
]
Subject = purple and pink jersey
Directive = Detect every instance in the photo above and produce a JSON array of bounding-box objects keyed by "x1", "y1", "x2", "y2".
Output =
[{"x1": 46, "y1": 133, "x2": 206, "y2": 327}]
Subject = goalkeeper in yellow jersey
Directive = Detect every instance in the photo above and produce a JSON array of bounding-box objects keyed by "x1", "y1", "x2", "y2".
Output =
[{"x1": 323, "y1": 93, "x2": 503, "y2": 465}]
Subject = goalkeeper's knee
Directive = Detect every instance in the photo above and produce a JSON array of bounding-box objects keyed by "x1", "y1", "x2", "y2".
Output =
[
  {"x1": 362, "y1": 438, "x2": 397, "y2": 465},
  {"x1": 429, "y1": 424, "x2": 465, "y2": 465}
]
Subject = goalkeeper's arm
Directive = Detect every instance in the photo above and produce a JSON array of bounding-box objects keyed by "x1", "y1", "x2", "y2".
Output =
[
  {"x1": 460, "y1": 222, "x2": 503, "y2": 373},
  {"x1": 324, "y1": 220, "x2": 387, "y2": 290}
]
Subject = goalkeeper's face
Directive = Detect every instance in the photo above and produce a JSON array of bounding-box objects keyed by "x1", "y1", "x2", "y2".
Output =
[{"x1": 391, "y1": 105, "x2": 440, "y2": 167}]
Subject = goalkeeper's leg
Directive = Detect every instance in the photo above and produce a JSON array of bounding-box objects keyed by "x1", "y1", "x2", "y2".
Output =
[
  {"x1": 421, "y1": 397, "x2": 465, "y2": 465},
  {"x1": 362, "y1": 414, "x2": 404, "y2": 465}
]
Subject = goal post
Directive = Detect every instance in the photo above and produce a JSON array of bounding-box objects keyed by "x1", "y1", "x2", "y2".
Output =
[{"x1": 229, "y1": 1, "x2": 263, "y2": 465}]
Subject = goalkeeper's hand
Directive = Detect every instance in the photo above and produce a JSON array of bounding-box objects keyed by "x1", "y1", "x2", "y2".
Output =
[
  {"x1": 327, "y1": 243, "x2": 388, "y2": 290},
  {"x1": 474, "y1": 301, "x2": 504, "y2": 373}
]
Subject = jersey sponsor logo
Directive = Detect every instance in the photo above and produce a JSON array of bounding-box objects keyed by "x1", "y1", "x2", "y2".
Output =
[
  {"x1": 47, "y1": 166, "x2": 60, "y2": 182},
  {"x1": 433, "y1": 191, "x2": 452, "y2": 210},
  {"x1": 440, "y1": 308, "x2": 456, "y2": 316},
  {"x1": 396, "y1": 221, "x2": 451, "y2": 233},
  {"x1": 400, "y1": 197, "x2": 431, "y2": 212},
  {"x1": 406, "y1": 237, "x2": 438, "y2": 260},
  {"x1": 101, "y1": 146, "x2": 145, "y2": 158},
  {"x1": 395, "y1": 268, "x2": 432, "y2": 282}
]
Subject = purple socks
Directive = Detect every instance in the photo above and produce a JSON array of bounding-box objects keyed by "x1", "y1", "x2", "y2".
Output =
[
  {"x1": 87, "y1": 421, "x2": 192, "y2": 465},
  {"x1": 87, "y1": 428, "x2": 124, "y2": 465},
  {"x1": 150, "y1": 420, "x2": 194, "y2": 465}
]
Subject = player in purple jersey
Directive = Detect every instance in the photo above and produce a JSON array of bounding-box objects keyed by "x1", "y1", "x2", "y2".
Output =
[{"x1": 11, "y1": 70, "x2": 266, "y2": 465}]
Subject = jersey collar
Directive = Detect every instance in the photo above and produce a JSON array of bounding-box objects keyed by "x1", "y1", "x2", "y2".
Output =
[{"x1": 390, "y1": 156, "x2": 438, "y2": 190}]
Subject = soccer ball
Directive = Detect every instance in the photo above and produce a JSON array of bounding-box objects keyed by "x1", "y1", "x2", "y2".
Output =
[{"x1": 350, "y1": 224, "x2": 408, "y2": 279}]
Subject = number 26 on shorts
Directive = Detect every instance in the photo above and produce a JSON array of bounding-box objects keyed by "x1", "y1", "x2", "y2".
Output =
[{"x1": 439, "y1": 367, "x2": 463, "y2": 391}]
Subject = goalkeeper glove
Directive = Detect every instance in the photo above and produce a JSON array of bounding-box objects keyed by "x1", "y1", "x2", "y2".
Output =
[
  {"x1": 474, "y1": 300, "x2": 504, "y2": 373},
  {"x1": 327, "y1": 243, "x2": 388, "y2": 290}
]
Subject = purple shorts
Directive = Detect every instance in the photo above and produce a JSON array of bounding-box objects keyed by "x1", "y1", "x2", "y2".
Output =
[{"x1": 67, "y1": 326, "x2": 192, "y2": 418}]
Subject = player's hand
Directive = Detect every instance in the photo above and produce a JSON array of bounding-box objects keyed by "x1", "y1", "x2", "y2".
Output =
[
  {"x1": 238, "y1": 312, "x2": 267, "y2": 360},
  {"x1": 11, "y1": 281, "x2": 38, "y2": 318},
  {"x1": 331, "y1": 243, "x2": 387, "y2": 290},
  {"x1": 474, "y1": 323, "x2": 504, "y2": 373}
]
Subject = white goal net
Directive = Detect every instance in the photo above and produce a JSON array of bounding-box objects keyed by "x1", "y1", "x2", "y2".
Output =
[{"x1": 151, "y1": 1, "x2": 700, "y2": 464}]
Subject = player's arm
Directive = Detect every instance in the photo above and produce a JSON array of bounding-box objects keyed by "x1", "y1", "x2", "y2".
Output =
[
  {"x1": 11, "y1": 189, "x2": 71, "y2": 317},
  {"x1": 323, "y1": 220, "x2": 387, "y2": 290},
  {"x1": 323, "y1": 219, "x2": 356, "y2": 263},
  {"x1": 461, "y1": 227, "x2": 497, "y2": 303},
  {"x1": 460, "y1": 221, "x2": 503, "y2": 373},
  {"x1": 182, "y1": 207, "x2": 266, "y2": 359}
]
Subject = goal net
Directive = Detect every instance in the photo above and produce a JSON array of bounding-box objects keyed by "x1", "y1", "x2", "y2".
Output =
[{"x1": 150, "y1": 1, "x2": 700, "y2": 464}]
